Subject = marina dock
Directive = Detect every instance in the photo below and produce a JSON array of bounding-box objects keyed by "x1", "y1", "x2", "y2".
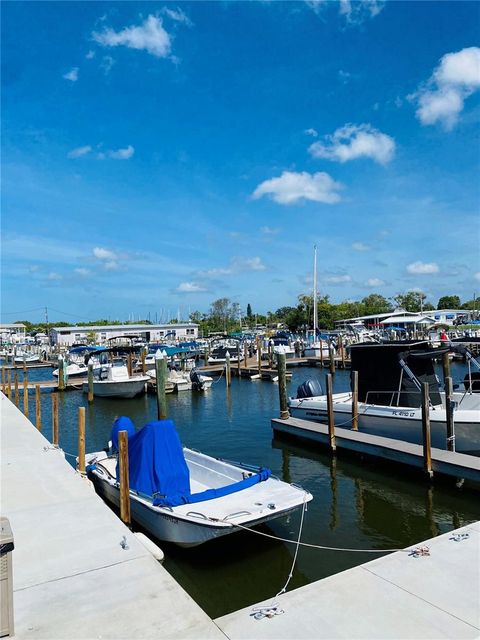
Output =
[
  {"x1": 272, "y1": 416, "x2": 480, "y2": 485},
  {"x1": 0, "y1": 393, "x2": 225, "y2": 640},
  {"x1": 216, "y1": 521, "x2": 480, "y2": 639}
]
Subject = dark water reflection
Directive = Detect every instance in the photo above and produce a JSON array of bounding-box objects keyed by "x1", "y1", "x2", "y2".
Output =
[{"x1": 7, "y1": 360, "x2": 480, "y2": 618}]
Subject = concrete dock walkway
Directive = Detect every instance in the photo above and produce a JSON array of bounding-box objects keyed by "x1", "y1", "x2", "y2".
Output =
[
  {"x1": 0, "y1": 394, "x2": 226, "y2": 639},
  {"x1": 216, "y1": 521, "x2": 480, "y2": 639}
]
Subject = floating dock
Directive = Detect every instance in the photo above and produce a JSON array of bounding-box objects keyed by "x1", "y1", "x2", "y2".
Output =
[
  {"x1": 0, "y1": 394, "x2": 225, "y2": 639},
  {"x1": 272, "y1": 416, "x2": 480, "y2": 486},
  {"x1": 216, "y1": 521, "x2": 480, "y2": 639}
]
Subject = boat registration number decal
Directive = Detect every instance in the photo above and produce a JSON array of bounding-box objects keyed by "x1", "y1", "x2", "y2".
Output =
[
  {"x1": 392, "y1": 411, "x2": 415, "y2": 417},
  {"x1": 162, "y1": 514, "x2": 179, "y2": 524}
]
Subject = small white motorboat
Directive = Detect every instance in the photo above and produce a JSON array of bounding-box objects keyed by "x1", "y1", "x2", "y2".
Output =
[
  {"x1": 146, "y1": 368, "x2": 192, "y2": 392},
  {"x1": 189, "y1": 369, "x2": 213, "y2": 390},
  {"x1": 13, "y1": 353, "x2": 40, "y2": 364},
  {"x1": 82, "y1": 360, "x2": 149, "y2": 398},
  {"x1": 86, "y1": 417, "x2": 312, "y2": 547},
  {"x1": 53, "y1": 362, "x2": 88, "y2": 378}
]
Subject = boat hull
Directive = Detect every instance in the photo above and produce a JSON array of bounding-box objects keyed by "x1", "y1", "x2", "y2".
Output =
[{"x1": 82, "y1": 379, "x2": 147, "y2": 398}]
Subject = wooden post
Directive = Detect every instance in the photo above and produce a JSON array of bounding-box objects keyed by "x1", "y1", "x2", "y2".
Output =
[
  {"x1": 244, "y1": 341, "x2": 248, "y2": 367},
  {"x1": 445, "y1": 376, "x2": 455, "y2": 452},
  {"x1": 52, "y1": 393, "x2": 59, "y2": 446},
  {"x1": 1, "y1": 367, "x2": 5, "y2": 394},
  {"x1": 23, "y1": 372, "x2": 29, "y2": 418},
  {"x1": 339, "y1": 336, "x2": 346, "y2": 369},
  {"x1": 351, "y1": 370, "x2": 359, "y2": 431},
  {"x1": 225, "y1": 351, "x2": 231, "y2": 387},
  {"x1": 237, "y1": 344, "x2": 241, "y2": 377},
  {"x1": 326, "y1": 374, "x2": 336, "y2": 452},
  {"x1": 421, "y1": 382, "x2": 433, "y2": 477},
  {"x1": 257, "y1": 336, "x2": 262, "y2": 372},
  {"x1": 87, "y1": 363, "x2": 94, "y2": 403},
  {"x1": 14, "y1": 370, "x2": 19, "y2": 407},
  {"x1": 277, "y1": 352, "x2": 289, "y2": 419},
  {"x1": 155, "y1": 352, "x2": 168, "y2": 420},
  {"x1": 141, "y1": 350, "x2": 146, "y2": 374},
  {"x1": 319, "y1": 339, "x2": 324, "y2": 367},
  {"x1": 127, "y1": 353, "x2": 133, "y2": 377},
  {"x1": 58, "y1": 356, "x2": 65, "y2": 392},
  {"x1": 23, "y1": 359, "x2": 27, "y2": 376},
  {"x1": 329, "y1": 344, "x2": 336, "y2": 375},
  {"x1": 118, "y1": 430, "x2": 131, "y2": 526},
  {"x1": 5, "y1": 369, "x2": 11, "y2": 399},
  {"x1": 78, "y1": 407, "x2": 86, "y2": 474},
  {"x1": 442, "y1": 351, "x2": 451, "y2": 382},
  {"x1": 35, "y1": 385, "x2": 42, "y2": 431},
  {"x1": 268, "y1": 342, "x2": 274, "y2": 369}
]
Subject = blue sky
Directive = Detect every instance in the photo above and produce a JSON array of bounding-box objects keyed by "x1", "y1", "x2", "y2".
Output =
[{"x1": 2, "y1": 1, "x2": 479, "y2": 323}]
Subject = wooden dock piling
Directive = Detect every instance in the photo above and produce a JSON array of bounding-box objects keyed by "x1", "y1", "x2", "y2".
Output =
[
  {"x1": 58, "y1": 357, "x2": 65, "y2": 392},
  {"x1": 78, "y1": 407, "x2": 86, "y2": 474},
  {"x1": 326, "y1": 374, "x2": 336, "y2": 452},
  {"x1": 87, "y1": 363, "x2": 94, "y2": 403},
  {"x1": 35, "y1": 385, "x2": 41, "y2": 431},
  {"x1": 23, "y1": 372, "x2": 29, "y2": 418},
  {"x1": 155, "y1": 353, "x2": 168, "y2": 420},
  {"x1": 421, "y1": 382, "x2": 433, "y2": 477},
  {"x1": 118, "y1": 430, "x2": 131, "y2": 526},
  {"x1": 52, "y1": 393, "x2": 59, "y2": 446},
  {"x1": 141, "y1": 350, "x2": 146, "y2": 374},
  {"x1": 329, "y1": 345, "x2": 336, "y2": 375},
  {"x1": 277, "y1": 352, "x2": 289, "y2": 420},
  {"x1": 14, "y1": 370, "x2": 19, "y2": 407},
  {"x1": 225, "y1": 352, "x2": 231, "y2": 387},
  {"x1": 319, "y1": 339, "x2": 324, "y2": 367},
  {"x1": 1, "y1": 367, "x2": 5, "y2": 394},
  {"x1": 5, "y1": 370, "x2": 11, "y2": 399},
  {"x1": 442, "y1": 351, "x2": 451, "y2": 382},
  {"x1": 237, "y1": 344, "x2": 241, "y2": 377},
  {"x1": 445, "y1": 376, "x2": 455, "y2": 452},
  {"x1": 256, "y1": 336, "x2": 262, "y2": 373},
  {"x1": 351, "y1": 370, "x2": 359, "y2": 431}
]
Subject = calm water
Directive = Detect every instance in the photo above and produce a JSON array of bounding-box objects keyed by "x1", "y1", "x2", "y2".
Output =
[{"x1": 8, "y1": 361, "x2": 480, "y2": 618}]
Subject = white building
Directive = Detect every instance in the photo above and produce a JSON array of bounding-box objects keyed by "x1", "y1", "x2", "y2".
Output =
[
  {"x1": 50, "y1": 323, "x2": 199, "y2": 347},
  {"x1": 0, "y1": 323, "x2": 27, "y2": 344},
  {"x1": 335, "y1": 308, "x2": 472, "y2": 329}
]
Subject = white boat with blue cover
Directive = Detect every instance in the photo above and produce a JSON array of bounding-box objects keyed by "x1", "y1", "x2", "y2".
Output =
[{"x1": 86, "y1": 417, "x2": 312, "y2": 547}]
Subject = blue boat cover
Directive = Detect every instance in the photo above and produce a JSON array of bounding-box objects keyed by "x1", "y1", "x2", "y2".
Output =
[
  {"x1": 111, "y1": 416, "x2": 136, "y2": 451},
  {"x1": 112, "y1": 418, "x2": 271, "y2": 507}
]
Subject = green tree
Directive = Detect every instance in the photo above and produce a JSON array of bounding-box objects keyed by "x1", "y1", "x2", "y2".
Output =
[
  {"x1": 392, "y1": 291, "x2": 427, "y2": 312},
  {"x1": 246, "y1": 303, "x2": 252, "y2": 318},
  {"x1": 361, "y1": 294, "x2": 392, "y2": 315},
  {"x1": 437, "y1": 295, "x2": 461, "y2": 309}
]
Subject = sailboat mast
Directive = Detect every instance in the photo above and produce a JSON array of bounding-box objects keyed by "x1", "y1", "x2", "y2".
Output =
[{"x1": 313, "y1": 245, "x2": 317, "y2": 337}]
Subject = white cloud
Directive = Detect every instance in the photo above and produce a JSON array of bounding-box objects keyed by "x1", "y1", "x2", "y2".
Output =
[
  {"x1": 352, "y1": 241, "x2": 371, "y2": 251},
  {"x1": 92, "y1": 15, "x2": 172, "y2": 58},
  {"x1": 365, "y1": 277, "x2": 385, "y2": 287},
  {"x1": 108, "y1": 145, "x2": 134, "y2": 160},
  {"x1": 309, "y1": 124, "x2": 395, "y2": 165},
  {"x1": 260, "y1": 226, "x2": 280, "y2": 235},
  {"x1": 407, "y1": 261, "x2": 439, "y2": 275},
  {"x1": 304, "y1": 128, "x2": 318, "y2": 137},
  {"x1": 162, "y1": 7, "x2": 193, "y2": 26},
  {"x1": 100, "y1": 55, "x2": 115, "y2": 74},
  {"x1": 325, "y1": 274, "x2": 352, "y2": 284},
  {"x1": 74, "y1": 268, "x2": 90, "y2": 276},
  {"x1": 104, "y1": 260, "x2": 119, "y2": 271},
  {"x1": 176, "y1": 282, "x2": 207, "y2": 293},
  {"x1": 232, "y1": 257, "x2": 266, "y2": 272},
  {"x1": 339, "y1": 0, "x2": 384, "y2": 24},
  {"x1": 93, "y1": 247, "x2": 117, "y2": 260},
  {"x1": 47, "y1": 272, "x2": 62, "y2": 280},
  {"x1": 252, "y1": 170, "x2": 342, "y2": 205},
  {"x1": 475, "y1": 272, "x2": 480, "y2": 282},
  {"x1": 29, "y1": 265, "x2": 40, "y2": 273},
  {"x1": 67, "y1": 145, "x2": 92, "y2": 159},
  {"x1": 412, "y1": 47, "x2": 480, "y2": 129},
  {"x1": 86, "y1": 50, "x2": 95, "y2": 60},
  {"x1": 196, "y1": 267, "x2": 232, "y2": 278},
  {"x1": 63, "y1": 67, "x2": 79, "y2": 82}
]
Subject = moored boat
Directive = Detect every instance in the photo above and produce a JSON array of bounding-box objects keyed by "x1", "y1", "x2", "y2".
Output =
[
  {"x1": 86, "y1": 417, "x2": 312, "y2": 547},
  {"x1": 82, "y1": 359, "x2": 149, "y2": 398}
]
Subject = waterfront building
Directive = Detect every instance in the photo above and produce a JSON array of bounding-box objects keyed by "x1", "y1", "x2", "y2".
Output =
[{"x1": 50, "y1": 323, "x2": 199, "y2": 346}]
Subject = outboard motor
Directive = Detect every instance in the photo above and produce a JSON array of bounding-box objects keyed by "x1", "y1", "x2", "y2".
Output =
[
  {"x1": 296, "y1": 379, "x2": 323, "y2": 399},
  {"x1": 190, "y1": 368, "x2": 203, "y2": 390}
]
